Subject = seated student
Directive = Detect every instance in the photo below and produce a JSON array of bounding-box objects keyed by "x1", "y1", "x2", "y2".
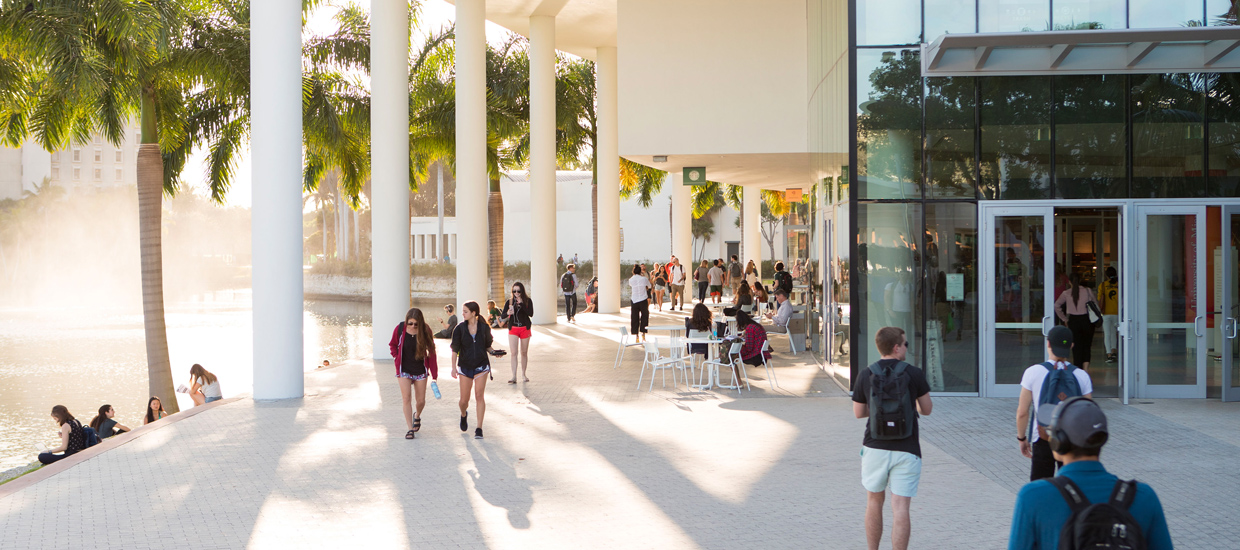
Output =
[
  {"x1": 753, "y1": 282, "x2": 769, "y2": 311},
  {"x1": 89, "y1": 404, "x2": 131, "y2": 439},
  {"x1": 685, "y1": 303, "x2": 714, "y2": 359},
  {"x1": 38, "y1": 405, "x2": 89, "y2": 465},
  {"x1": 487, "y1": 300, "x2": 503, "y2": 328},
  {"x1": 189, "y1": 364, "x2": 223, "y2": 405},
  {"x1": 1008, "y1": 397, "x2": 1172, "y2": 550},
  {"x1": 434, "y1": 304, "x2": 458, "y2": 339},
  {"x1": 736, "y1": 311, "x2": 772, "y2": 367},
  {"x1": 143, "y1": 396, "x2": 168, "y2": 425},
  {"x1": 764, "y1": 289, "x2": 794, "y2": 333},
  {"x1": 724, "y1": 283, "x2": 754, "y2": 316}
]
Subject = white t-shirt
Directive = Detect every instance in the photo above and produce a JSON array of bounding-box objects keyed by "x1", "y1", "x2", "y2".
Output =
[
  {"x1": 629, "y1": 275, "x2": 651, "y2": 303},
  {"x1": 670, "y1": 265, "x2": 686, "y2": 285},
  {"x1": 196, "y1": 376, "x2": 222, "y2": 398},
  {"x1": 707, "y1": 266, "x2": 724, "y2": 286},
  {"x1": 1019, "y1": 361, "x2": 1093, "y2": 443}
]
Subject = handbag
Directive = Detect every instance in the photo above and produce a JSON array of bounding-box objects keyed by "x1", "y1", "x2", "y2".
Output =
[{"x1": 1086, "y1": 300, "x2": 1102, "y2": 324}]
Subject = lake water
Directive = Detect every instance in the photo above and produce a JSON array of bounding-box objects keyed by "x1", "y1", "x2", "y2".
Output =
[{"x1": 0, "y1": 292, "x2": 452, "y2": 471}]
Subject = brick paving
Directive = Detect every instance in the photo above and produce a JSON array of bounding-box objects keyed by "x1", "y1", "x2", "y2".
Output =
[{"x1": 0, "y1": 308, "x2": 1233, "y2": 548}]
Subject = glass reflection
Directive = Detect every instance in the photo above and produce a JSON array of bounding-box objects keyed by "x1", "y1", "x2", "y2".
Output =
[
  {"x1": 857, "y1": 0, "x2": 921, "y2": 45},
  {"x1": 926, "y1": 77, "x2": 976, "y2": 198},
  {"x1": 980, "y1": 0, "x2": 1050, "y2": 32},
  {"x1": 980, "y1": 77, "x2": 1052, "y2": 199},
  {"x1": 993, "y1": 215, "x2": 1046, "y2": 385},
  {"x1": 1207, "y1": 0, "x2": 1238, "y2": 26},
  {"x1": 1132, "y1": 74, "x2": 1206, "y2": 198},
  {"x1": 1055, "y1": 75, "x2": 1126, "y2": 199},
  {"x1": 857, "y1": 203, "x2": 921, "y2": 370},
  {"x1": 1207, "y1": 73, "x2": 1240, "y2": 196},
  {"x1": 924, "y1": 203, "x2": 978, "y2": 392},
  {"x1": 1145, "y1": 215, "x2": 1198, "y2": 386},
  {"x1": 1053, "y1": 0, "x2": 1124, "y2": 29},
  {"x1": 925, "y1": 0, "x2": 976, "y2": 38},
  {"x1": 1129, "y1": 0, "x2": 1203, "y2": 28},
  {"x1": 857, "y1": 49, "x2": 922, "y2": 199}
]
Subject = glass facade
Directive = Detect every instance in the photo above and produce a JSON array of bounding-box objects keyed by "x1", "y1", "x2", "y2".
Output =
[{"x1": 834, "y1": 0, "x2": 1240, "y2": 394}]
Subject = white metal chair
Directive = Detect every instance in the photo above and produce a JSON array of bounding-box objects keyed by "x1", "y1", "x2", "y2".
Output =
[
  {"x1": 637, "y1": 339, "x2": 681, "y2": 391},
  {"x1": 757, "y1": 340, "x2": 779, "y2": 389},
  {"x1": 702, "y1": 342, "x2": 748, "y2": 394},
  {"x1": 739, "y1": 304, "x2": 754, "y2": 314},
  {"x1": 614, "y1": 326, "x2": 642, "y2": 369},
  {"x1": 768, "y1": 314, "x2": 799, "y2": 355}
]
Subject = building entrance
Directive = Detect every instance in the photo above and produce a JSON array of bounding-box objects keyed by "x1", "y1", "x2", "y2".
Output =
[{"x1": 981, "y1": 201, "x2": 1240, "y2": 401}]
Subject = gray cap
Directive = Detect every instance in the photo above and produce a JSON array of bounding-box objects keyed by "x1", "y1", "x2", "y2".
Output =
[
  {"x1": 1047, "y1": 325, "x2": 1073, "y2": 359},
  {"x1": 1036, "y1": 397, "x2": 1109, "y2": 450}
]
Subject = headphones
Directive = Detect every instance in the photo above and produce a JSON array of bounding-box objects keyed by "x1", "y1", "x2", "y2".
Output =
[{"x1": 1046, "y1": 396, "x2": 1106, "y2": 455}]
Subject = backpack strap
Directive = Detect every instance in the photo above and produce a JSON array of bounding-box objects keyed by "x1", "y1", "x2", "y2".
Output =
[
  {"x1": 1108, "y1": 479, "x2": 1138, "y2": 511},
  {"x1": 892, "y1": 361, "x2": 908, "y2": 376},
  {"x1": 1049, "y1": 477, "x2": 1091, "y2": 514}
]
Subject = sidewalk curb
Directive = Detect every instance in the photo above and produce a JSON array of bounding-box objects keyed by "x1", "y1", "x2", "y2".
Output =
[{"x1": 0, "y1": 397, "x2": 244, "y2": 501}]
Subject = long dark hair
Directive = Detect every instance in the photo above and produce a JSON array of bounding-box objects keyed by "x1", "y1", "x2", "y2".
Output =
[
  {"x1": 90, "y1": 404, "x2": 111, "y2": 431},
  {"x1": 463, "y1": 300, "x2": 483, "y2": 324},
  {"x1": 1069, "y1": 273, "x2": 1082, "y2": 304},
  {"x1": 511, "y1": 281, "x2": 530, "y2": 303},
  {"x1": 51, "y1": 405, "x2": 74, "y2": 426},
  {"x1": 405, "y1": 307, "x2": 435, "y2": 359},
  {"x1": 737, "y1": 282, "x2": 752, "y2": 297},
  {"x1": 145, "y1": 397, "x2": 166, "y2": 424},
  {"x1": 689, "y1": 303, "x2": 712, "y2": 331},
  {"x1": 735, "y1": 310, "x2": 757, "y2": 330},
  {"x1": 190, "y1": 364, "x2": 217, "y2": 386}
]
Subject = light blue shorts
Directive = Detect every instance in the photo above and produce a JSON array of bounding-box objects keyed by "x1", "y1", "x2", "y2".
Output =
[
  {"x1": 860, "y1": 447, "x2": 922, "y2": 497},
  {"x1": 205, "y1": 395, "x2": 222, "y2": 403}
]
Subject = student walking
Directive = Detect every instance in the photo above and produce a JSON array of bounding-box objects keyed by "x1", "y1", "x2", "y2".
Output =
[
  {"x1": 188, "y1": 364, "x2": 222, "y2": 406},
  {"x1": 852, "y1": 327, "x2": 933, "y2": 550},
  {"x1": 744, "y1": 260, "x2": 759, "y2": 286},
  {"x1": 1008, "y1": 398, "x2": 1172, "y2": 550},
  {"x1": 89, "y1": 405, "x2": 130, "y2": 439},
  {"x1": 1016, "y1": 325, "x2": 1093, "y2": 481},
  {"x1": 451, "y1": 301, "x2": 495, "y2": 439},
  {"x1": 707, "y1": 260, "x2": 725, "y2": 303},
  {"x1": 143, "y1": 396, "x2": 168, "y2": 425},
  {"x1": 629, "y1": 264, "x2": 652, "y2": 342},
  {"x1": 1098, "y1": 266, "x2": 1120, "y2": 363},
  {"x1": 1055, "y1": 273, "x2": 1100, "y2": 369},
  {"x1": 773, "y1": 261, "x2": 794, "y2": 296},
  {"x1": 38, "y1": 405, "x2": 90, "y2": 465},
  {"x1": 694, "y1": 260, "x2": 710, "y2": 303},
  {"x1": 502, "y1": 282, "x2": 534, "y2": 384},
  {"x1": 651, "y1": 262, "x2": 667, "y2": 312},
  {"x1": 668, "y1": 257, "x2": 687, "y2": 310},
  {"x1": 561, "y1": 264, "x2": 580, "y2": 323},
  {"x1": 389, "y1": 308, "x2": 439, "y2": 439},
  {"x1": 727, "y1": 254, "x2": 743, "y2": 296},
  {"x1": 583, "y1": 277, "x2": 599, "y2": 313}
]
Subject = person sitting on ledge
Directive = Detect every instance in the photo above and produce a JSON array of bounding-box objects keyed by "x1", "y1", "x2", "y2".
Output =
[
  {"x1": 38, "y1": 405, "x2": 89, "y2": 465},
  {"x1": 89, "y1": 404, "x2": 130, "y2": 439},
  {"x1": 435, "y1": 304, "x2": 458, "y2": 339}
]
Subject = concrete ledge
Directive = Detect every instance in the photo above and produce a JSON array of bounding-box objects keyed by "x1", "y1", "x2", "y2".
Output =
[{"x1": 0, "y1": 397, "x2": 244, "y2": 501}]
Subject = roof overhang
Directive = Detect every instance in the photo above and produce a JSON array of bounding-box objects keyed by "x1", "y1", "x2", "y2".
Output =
[
  {"x1": 922, "y1": 26, "x2": 1240, "y2": 77},
  {"x1": 443, "y1": 0, "x2": 616, "y2": 60}
]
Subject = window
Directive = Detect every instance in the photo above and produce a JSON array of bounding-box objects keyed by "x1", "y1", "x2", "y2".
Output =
[
  {"x1": 980, "y1": 0, "x2": 1049, "y2": 32},
  {"x1": 979, "y1": 76, "x2": 1052, "y2": 199},
  {"x1": 73, "y1": 168, "x2": 81, "y2": 180},
  {"x1": 857, "y1": 0, "x2": 920, "y2": 45},
  {"x1": 857, "y1": 49, "x2": 922, "y2": 199},
  {"x1": 94, "y1": 149, "x2": 102, "y2": 162},
  {"x1": 1130, "y1": 0, "x2": 1203, "y2": 28},
  {"x1": 115, "y1": 151, "x2": 122, "y2": 163},
  {"x1": 115, "y1": 169, "x2": 123, "y2": 181},
  {"x1": 856, "y1": 203, "x2": 922, "y2": 369},
  {"x1": 1055, "y1": 74, "x2": 1126, "y2": 198},
  {"x1": 925, "y1": 0, "x2": 976, "y2": 38},
  {"x1": 93, "y1": 169, "x2": 102, "y2": 180},
  {"x1": 1132, "y1": 74, "x2": 1206, "y2": 198},
  {"x1": 51, "y1": 168, "x2": 59, "y2": 179},
  {"x1": 1053, "y1": 0, "x2": 1124, "y2": 30},
  {"x1": 72, "y1": 149, "x2": 81, "y2": 162},
  {"x1": 926, "y1": 77, "x2": 977, "y2": 198}
]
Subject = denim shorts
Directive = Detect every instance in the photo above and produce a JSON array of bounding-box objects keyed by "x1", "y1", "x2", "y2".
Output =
[
  {"x1": 457, "y1": 364, "x2": 491, "y2": 379},
  {"x1": 860, "y1": 447, "x2": 922, "y2": 497},
  {"x1": 205, "y1": 395, "x2": 222, "y2": 403},
  {"x1": 397, "y1": 371, "x2": 428, "y2": 381}
]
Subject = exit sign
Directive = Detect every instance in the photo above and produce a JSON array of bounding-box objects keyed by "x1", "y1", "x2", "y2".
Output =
[{"x1": 683, "y1": 167, "x2": 706, "y2": 185}]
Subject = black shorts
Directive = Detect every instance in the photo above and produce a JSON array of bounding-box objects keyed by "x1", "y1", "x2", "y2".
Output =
[{"x1": 457, "y1": 364, "x2": 491, "y2": 379}]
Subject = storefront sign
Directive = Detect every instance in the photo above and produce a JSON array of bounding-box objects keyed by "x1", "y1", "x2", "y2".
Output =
[
  {"x1": 683, "y1": 167, "x2": 706, "y2": 185},
  {"x1": 946, "y1": 273, "x2": 964, "y2": 301},
  {"x1": 786, "y1": 188, "x2": 803, "y2": 202}
]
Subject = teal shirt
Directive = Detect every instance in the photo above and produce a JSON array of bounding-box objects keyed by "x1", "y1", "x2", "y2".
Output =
[{"x1": 1008, "y1": 461, "x2": 1172, "y2": 549}]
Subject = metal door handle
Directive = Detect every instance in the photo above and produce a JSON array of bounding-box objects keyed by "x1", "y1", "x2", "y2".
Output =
[
  {"x1": 1043, "y1": 315, "x2": 1052, "y2": 336},
  {"x1": 1194, "y1": 315, "x2": 1205, "y2": 337},
  {"x1": 1229, "y1": 317, "x2": 1238, "y2": 340}
]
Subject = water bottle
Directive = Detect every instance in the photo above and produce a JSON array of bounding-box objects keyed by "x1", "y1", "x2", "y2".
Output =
[{"x1": 431, "y1": 380, "x2": 442, "y2": 399}]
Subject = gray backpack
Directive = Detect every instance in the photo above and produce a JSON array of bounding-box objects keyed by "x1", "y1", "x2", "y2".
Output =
[{"x1": 867, "y1": 361, "x2": 916, "y2": 440}]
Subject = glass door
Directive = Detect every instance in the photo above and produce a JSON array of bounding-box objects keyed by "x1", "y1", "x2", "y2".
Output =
[
  {"x1": 1135, "y1": 206, "x2": 1206, "y2": 398},
  {"x1": 1223, "y1": 206, "x2": 1240, "y2": 402},
  {"x1": 982, "y1": 206, "x2": 1053, "y2": 397}
]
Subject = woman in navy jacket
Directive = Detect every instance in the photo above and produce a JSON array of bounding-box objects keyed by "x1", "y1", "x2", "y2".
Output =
[{"x1": 451, "y1": 301, "x2": 496, "y2": 439}]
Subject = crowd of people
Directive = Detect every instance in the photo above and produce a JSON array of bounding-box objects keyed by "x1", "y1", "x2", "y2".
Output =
[{"x1": 38, "y1": 365, "x2": 223, "y2": 465}]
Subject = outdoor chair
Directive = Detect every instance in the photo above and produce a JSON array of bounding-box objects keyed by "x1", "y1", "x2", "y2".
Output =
[
  {"x1": 614, "y1": 326, "x2": 642, "y2": 369},
  {"x1": 637, "y1": 339, "x2": 682, "y2": 391},
  {"x1": 701, "y1": 342, "x2": 748, "y2": 394},
  {"x1": 768, "y1": 315, "x2": 799, "y2": 355},
  {"x1": 758, "y1": 341, "x2": 779, "y2": 389}
]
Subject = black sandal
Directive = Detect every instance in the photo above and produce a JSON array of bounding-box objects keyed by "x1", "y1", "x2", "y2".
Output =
[
  {"x1": 412, "y1": 417, "x2": 421, "y2": 432},
  {"x1": 405, "y1": 430, "x2": 415, "y2": 439}
]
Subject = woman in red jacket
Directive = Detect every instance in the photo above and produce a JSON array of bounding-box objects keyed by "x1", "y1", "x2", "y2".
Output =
[{"x1": 389, "y1": 308, "x2": 438, "y2": 439}]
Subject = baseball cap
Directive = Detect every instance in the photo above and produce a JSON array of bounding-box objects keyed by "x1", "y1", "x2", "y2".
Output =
[
  {"x1": 1047, "y1": 325, "x2": 1073, "y2": 359},
  {"x1": 1036, "y1": 397, "x2": 1109, "y2": 450}
]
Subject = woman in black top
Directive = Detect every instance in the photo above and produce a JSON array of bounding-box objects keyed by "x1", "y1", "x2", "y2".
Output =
[
  {"x1": 39, "y1": 405, "x2": 88, "y2": 464},
  {"x1": 89, "y1": 404, "x2": 130, "y2": 439},
  {"x1": 652, "y1": 262, "x2": 668, "y2": 312},
  {"x1": 451, "y1": 301, "x2": 495, "y2": 439},
  {"x1": 502, "y1": 282, "x2": 534, "y2": 384},
  {"x1": 389, "y1": 308, "x2": 437, "y2": 439}
]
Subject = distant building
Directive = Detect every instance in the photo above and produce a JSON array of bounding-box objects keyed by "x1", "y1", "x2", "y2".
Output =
[{"x1": 0, "y1": 121, "x2": 142, "y2": 200}]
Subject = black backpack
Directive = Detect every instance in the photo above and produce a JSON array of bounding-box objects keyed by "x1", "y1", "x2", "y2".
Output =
[
  {"x1": 1050, "y1": 477, "x2": 1146, "y2": 550},
  {"x1": 775, "y1": 270, "x2": 793, "y2": 294},
  {"x1": 560, "y1": 272, "x2": 574, "y2": 293},
  {"x1": 867, "y1": 361, "x2": 916, "y2": 440},
  {"x1": 729, "y1": 261, "x2": 742, "y2": 278}
]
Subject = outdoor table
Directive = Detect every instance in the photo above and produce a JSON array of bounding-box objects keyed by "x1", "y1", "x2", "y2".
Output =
[
  {"x1": 684, "y1": 337, "x2": 743, "y2": 390},
  {"x1": 646, "y1": 324, "x2": 687, "y2": 339}
]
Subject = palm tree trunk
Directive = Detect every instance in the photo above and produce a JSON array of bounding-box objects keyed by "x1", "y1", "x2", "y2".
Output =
[
  {"x1": 137, "y1": 141, "x2": 178, "y2": 414},
  {"x1": 488, "y1": 181, "x2": 505, "y2": 302}
]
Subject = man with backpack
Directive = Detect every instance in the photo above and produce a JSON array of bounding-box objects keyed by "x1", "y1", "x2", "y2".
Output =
[
  {"x1": 773, "y1": 261, "x2": 794, "y2": 296},
  {"x1": 727, "y1": 254, "x2": 743, "y2": 296},
  {"x1": 1008, "y1": 397, "x2": 1172, "y2": 549},
  {"x1": 852, "y1": 327, "x2": 933, "y2": 550},
  {"x1": 668, "y1": 257, "x2": 686, "y2": 311},
  {"x1": 561, "y1": 264, "x2": 579, "y2": 323},
  {"x1": 1016, "y1": 325, "x2": 1094, "y2": 481}
]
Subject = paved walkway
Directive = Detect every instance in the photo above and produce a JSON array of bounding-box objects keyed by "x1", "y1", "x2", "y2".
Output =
[{"x1": 1, "y1": 308, "x2": 1236, "y2": 549}]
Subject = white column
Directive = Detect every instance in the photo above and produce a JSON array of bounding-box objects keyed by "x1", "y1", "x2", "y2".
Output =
[
  {"x1": 455, "y1": 0, "x2": 488, "y2": 311},
  {"x1": 529, "y1": 15, "x2": 558, "y2": 324},
  {"x1": 596, "y1": 46, "x2": 621, "y2": 314},
  {"x1": 671, "y1": 172, "x2": 692, "y2": 269},
  {"x1": 744, "y1": 186, "x2": 763, "y2": 279},
  {"x1": 251, "y1": 0, "x2": 303, "y2": 400},
  {"x1": 371, "y1": 0, "x2": 410, "y2": 358}
]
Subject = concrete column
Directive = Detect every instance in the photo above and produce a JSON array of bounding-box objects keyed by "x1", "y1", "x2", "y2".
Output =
[
  {"x1": 371, "y1": 0, "x2": 411, "y2": 358},
  {"x1": 670, "y1": 171, "x2": 693, "y2": 270},
  {"x1": 596, "y1": 46, "x2": 621, "y2": 314},
  {"x1": 744, "y1": 187, "x2": 762, "y2": 279},
  {"x1": 455, "y1": 0, "x2": 487, "y2": 311},
  {"x1": 529, "y1": 15, "x2": 557, "y2": 324},
  {"x1": 251, "y1": 0, "x2": 303, "y2": 400}
]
